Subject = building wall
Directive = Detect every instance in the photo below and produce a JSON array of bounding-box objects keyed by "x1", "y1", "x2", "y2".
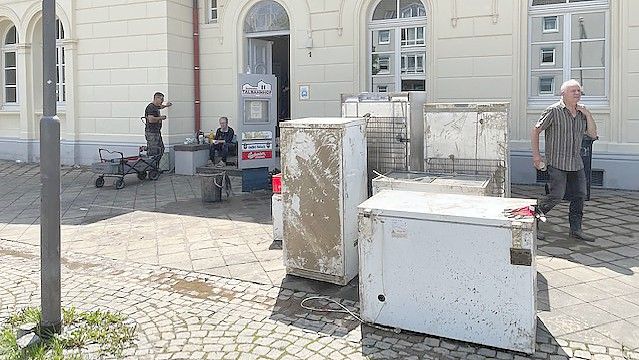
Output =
[{"x1": 0, "y1": 0, "x2": 637, "y2": 189}]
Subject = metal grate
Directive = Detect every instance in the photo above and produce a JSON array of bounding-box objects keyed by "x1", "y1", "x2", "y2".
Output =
[
  {"x1": 365, "y1": 116, "x2": 409, "y2": 182},
  {"x1": 592, "y1": 169, "x2": 604, "y2": 187},
  {"x1": 425, "y1": 157, "x2": 505, "y2": 196}
]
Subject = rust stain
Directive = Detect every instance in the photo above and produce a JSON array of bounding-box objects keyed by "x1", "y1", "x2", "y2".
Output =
[
  {"x1": 218, "y1": 289, "x2": 237, "y2": 301},
  {"x1": 61, "y1": 257, "x2": 99, "y2": 271},
  {"x1": 0, "y1": 248, "x2": 38, "y2": 259},
  {"x1": 171, "y1": 279, "x2": 214, "y2": 300}
]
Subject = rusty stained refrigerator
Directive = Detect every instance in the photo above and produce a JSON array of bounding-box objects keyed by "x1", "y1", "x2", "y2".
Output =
[{"x1": 280, "y1": 118, "x2": 367, "y2": 285}]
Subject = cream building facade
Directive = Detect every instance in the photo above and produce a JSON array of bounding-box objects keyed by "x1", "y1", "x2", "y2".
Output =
[{"x1": 0, "y1": 0, "x2": 637, "y2": 190}]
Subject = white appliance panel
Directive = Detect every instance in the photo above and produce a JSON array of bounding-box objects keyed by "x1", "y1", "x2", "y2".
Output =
[{"x1": 358, "y1": 190, "x2": 536, "y2": 353}]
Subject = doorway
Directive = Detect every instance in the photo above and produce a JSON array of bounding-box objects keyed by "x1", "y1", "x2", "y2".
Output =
[
  {"x1": 243, "y1": 0, "x2": 291, "y2": 130},
  {"x1": 246, "y1": 35, "x2": 290, "y2": 124}
]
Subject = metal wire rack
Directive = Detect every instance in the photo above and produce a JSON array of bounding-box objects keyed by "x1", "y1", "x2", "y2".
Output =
[
  {"x1": 364, "y1": 116, "x2": 410, "y2": 184},
  {"x1": 425, "y1": 157, "x2": 506, "y2": 197}
]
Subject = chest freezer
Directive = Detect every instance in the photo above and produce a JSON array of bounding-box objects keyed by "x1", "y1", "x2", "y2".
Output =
[
  {"x1": 372, "y1": 170, "x2": 494, "y2": 196},
  {"x1": 280, "y1": 117, "x2": 367, "y2": 285},
  {"x1": 357, "y1": 190, "x2": 537, "y2": 354}
]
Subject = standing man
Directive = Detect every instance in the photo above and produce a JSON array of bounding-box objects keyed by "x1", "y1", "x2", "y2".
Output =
[
  {"x1": 145, "y1": 92, "x2": 172, "y2": 156},
  {"x1": 210, "y1": 116, "x2": 235, "y2": 167},
  {"x1": 531, "y1": 79, "x2": 598, "y2": 241}
]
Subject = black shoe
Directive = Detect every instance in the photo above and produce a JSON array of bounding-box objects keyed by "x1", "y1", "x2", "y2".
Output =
[{"x1": 569, "y1": 230, "x2": 596, "y2": 242}]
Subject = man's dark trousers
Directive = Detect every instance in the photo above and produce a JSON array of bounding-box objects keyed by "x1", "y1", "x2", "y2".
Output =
[
  {"x1": 538, "y1": 165, "x2": 587, "y2": 232},
  {"x1": 210, "y1": 143, "x2": 230, "y2": 162}
]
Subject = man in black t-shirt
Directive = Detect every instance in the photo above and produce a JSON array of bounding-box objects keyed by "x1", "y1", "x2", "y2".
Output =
[
  {"x1": 209, "y1": 116, "x2": 235, "y2": 167},
  {"x1": 144, "y1": 92, "x2": 172, "y2": 156}
]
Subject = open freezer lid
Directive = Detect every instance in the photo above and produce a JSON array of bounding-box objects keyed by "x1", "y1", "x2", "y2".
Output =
[
  {"x1": 280, "y1": 117, "x2": 365, "y2": 129},
  {"x1": 358, "y1": 190, "x2": 536, "y2": 226}
]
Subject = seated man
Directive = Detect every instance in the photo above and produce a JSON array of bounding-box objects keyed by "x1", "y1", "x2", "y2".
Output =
[{"x1": 209, "y1": 116, "x2": 236, "y2": 167}]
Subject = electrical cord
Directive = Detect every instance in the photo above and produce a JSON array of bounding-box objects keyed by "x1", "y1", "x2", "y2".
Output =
[{"x1": 300, "y1": 296, "x2": 401, "y2": 334}]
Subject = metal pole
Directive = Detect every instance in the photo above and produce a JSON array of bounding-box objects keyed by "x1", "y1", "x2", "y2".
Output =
[{"x1": 40, "y1": 0, "x2": 61, "y2": 334}]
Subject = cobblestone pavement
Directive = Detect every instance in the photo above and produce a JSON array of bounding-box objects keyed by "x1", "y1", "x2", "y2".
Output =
[
  {"x1": 1, "y1": 161, "x2": 639, "y2": 358},
  {"x1": 2, "y1": 240, "x2": 638, "y2": 360}
]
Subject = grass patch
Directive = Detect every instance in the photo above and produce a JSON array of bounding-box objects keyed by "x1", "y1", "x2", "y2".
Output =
[{"x1": 0, "y1": 306, "x2": 136, "y2": 359}]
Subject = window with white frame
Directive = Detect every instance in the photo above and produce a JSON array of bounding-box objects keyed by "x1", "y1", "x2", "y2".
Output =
[
  {"x1": 542, "y1": 16, "x2": 558, "y2": 32},
  {"x1": 539, "y1": 77, "x2": 555, "y2": 94},
  {"x1": 369, "y1": 0, "x2": 427, "y2": 92},
  {"x1": 56, "y1": 19, "x2": 66, "y2": 103},
  {"x1": 209, "y1": 0, "x2": 218, "y2": 23},
  {"x1": 529, "y1": 0, "x2": 608, "y2": 101},
  {"x1": 2, "y1": 25, "x2": 18, "y2": 105},
  {"x1": 540, "y1": 48, "x2": 555, "y2": 65},
  {"x1": 378, "y1": 30, "x2": 390, "y2": 44}
]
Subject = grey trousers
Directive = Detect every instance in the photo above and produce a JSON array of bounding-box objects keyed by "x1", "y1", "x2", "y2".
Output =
[{"x1": 538, "y1": 166, "x2": 587, "y2": 232}]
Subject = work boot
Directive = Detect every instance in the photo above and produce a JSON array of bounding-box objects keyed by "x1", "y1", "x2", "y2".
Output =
[{"x1": 569, "y1": 230, "x2": 595, "y2": 242}]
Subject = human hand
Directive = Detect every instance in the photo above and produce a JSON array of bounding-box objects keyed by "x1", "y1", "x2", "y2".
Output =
[
  {"x1": 532, "y1": 154, "x2": 544, "y2": 170},
  {"x1": 212, "y1": 140, "x2": 218, "y2": 145},
  {"x1": 165, "y1": 102, "x2": 173, "y2": 107},
  {"x1": 161, "y1": 115, "x2": 167, "y2": 120},
  {"x1": 576, "y1": 103, "x2": 590, "y2": 116}
]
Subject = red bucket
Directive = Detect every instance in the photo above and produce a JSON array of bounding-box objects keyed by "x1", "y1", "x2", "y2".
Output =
[{"x1": 272, "y1": 173, "x2": 282, "y2": 194}]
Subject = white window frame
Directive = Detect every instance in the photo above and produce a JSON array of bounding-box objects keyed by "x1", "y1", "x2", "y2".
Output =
[
  {"x1": 540, "y1": 48, "x2": 555, "y2": 66},
  {"x1": 56, "y1": 19, "x2": 66, "y2": 104},
  {"x1": 401, "y1": 53, "x2": 425, "y2": 74},
  {"x1": 2, "y1": 25, "x2": 18, "y2": 107},
  {"x1": 542, "y1": 16, "x2": 558, "y2": 33},
  {"x1": 528, "y1": 0, "x2": 609, "y2": 106},
  {"x1": 400, "y1": 26, "x2": 425, "y2": 46},
  {"x1": 539, "y1": 76, "x2": 555, "y2": 95},
  {"x1": 378, "y1": 30, "x2": 390, "y2": 44},
  {"x1": 378, "y1": 56, "x2": 390, "y2": 74},
  {"x1": 368, "y1": 0, "x2": 427, "y2": 93},
  {"x1": 209, "y1": 0, "x2": 218, "y2": 23}
]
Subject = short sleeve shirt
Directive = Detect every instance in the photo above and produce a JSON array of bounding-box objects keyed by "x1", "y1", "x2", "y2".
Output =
[
  {"x1": 535, "y1": 100, "x2": 587, "y2": 171},
  {"x1": 144, "y1": 103, "x2": 161, "y2": 133}
]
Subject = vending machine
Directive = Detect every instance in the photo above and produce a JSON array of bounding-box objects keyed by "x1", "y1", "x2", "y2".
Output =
[
  {"x1": 237, "y1": 74, "x2": 279, "y2": 171},
  {"x1": 237, "y1": 74, "x2": 279, "y2": 191}
]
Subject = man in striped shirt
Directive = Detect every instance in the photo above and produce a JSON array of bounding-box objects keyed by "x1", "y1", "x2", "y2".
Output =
[{"x1": 531, "y1": 79, "x2": 598, "y2": 242}]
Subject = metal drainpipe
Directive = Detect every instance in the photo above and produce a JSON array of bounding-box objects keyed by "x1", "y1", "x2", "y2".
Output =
[{"x1": 193, "y1": 0, "x2": 201, "y2": 133}]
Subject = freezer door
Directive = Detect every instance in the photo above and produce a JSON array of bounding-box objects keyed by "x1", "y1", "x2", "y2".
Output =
[{"x1": 281, "y1": 126, "x2": 344, "y2": 278}]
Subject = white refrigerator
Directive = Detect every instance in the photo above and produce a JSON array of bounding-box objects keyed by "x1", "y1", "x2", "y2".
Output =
[
  {"x1": 357, "y1": 190, "x2": 537, "y2": 353},
  {"x1": 280, "y1": 118, "x2": 367, "y2": 285}
]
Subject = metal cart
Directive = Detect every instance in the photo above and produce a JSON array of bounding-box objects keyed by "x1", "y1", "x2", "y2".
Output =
[{"x1": 91, "y1": 147, "x2": 162, "y2": 189}]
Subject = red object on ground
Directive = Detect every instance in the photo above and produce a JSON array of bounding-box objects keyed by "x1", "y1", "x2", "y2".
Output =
[{"x1": 272, "y1": 174, "x2": 282, "y2": 193}]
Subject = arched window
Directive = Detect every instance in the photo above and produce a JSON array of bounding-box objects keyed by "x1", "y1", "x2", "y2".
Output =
[
  {"x1": 244, "y1": 0, "x2": 289, "y2": 34},
  {"x1": 2, "y1": 25, "x2": 18, "y2": 104},
  {"x1": 369, "y1": 0, "x2": 427, "y2": 92},
  {"x1": 56, "y1": 19, "x2": 66, "y2": 103}
]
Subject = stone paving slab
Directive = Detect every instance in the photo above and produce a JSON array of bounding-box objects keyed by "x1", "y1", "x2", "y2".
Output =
[
  {"x1": 1, "y1": 161, "x2": 639, "y2": 356},
  {"x1": 2, "y1": 240, "x2": 638, "y2": 360}
]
